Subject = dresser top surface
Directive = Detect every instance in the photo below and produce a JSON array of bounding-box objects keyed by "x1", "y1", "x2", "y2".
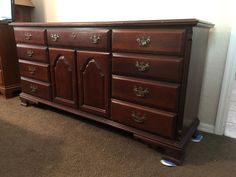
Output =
[{"x1": 10, "y1": 19, "x2": 214, "y2": 28}]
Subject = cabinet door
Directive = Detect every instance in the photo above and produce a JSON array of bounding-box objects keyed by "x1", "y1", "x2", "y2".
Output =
[
  {"x1": 77, "y1": 51, "x2": 110, "y2": 117},
  {"x1": 49, "y1": 48, "x2": 77, "y2": 108}
]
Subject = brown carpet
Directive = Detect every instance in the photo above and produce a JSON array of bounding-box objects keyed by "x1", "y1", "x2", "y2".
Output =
[{"x1": 0, "y1": 96, "x2": 236, "y2": 177}]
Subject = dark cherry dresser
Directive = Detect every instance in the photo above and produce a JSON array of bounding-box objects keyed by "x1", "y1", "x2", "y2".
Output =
[
  {"x1": 11, "y1": 19, "x2": 213, "y2": 165},
  {"x1": 0, "y1": 22, "x2": 21, "y2": 98}
]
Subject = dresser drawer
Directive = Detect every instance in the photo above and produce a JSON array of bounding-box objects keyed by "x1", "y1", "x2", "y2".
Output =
[
  {"x1": 112, "y1": 29, "x2": 186, "y2": 55},
  {"x1": 19, "y1": 60, "x2": 50, "y2": 82},
  {"x1": 17, "y1": 44, "x2": 48, "y2": 63},
  {"x1": 14, "y1": 28, "x2": 46, "y2": 45},
  {"x1": 47, "y1": 28, "x2": 110, "y2": 50},
  {"x1": 112, "y1": 75, "x2": 180, "y2": 112},
  {"x1": 21, "y1": 77, "x2": 51, "y2": 100},
  {"x1": 112, "y1": 99, "x2": 176, "y2": 138},
  {"x1": 112, "y1": 53, "x2": 183, "y2": 82}
]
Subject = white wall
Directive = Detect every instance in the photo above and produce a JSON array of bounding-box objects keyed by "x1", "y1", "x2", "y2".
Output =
[{"x1": 31, "y1": 0, "x2": 234, "y2": 130}]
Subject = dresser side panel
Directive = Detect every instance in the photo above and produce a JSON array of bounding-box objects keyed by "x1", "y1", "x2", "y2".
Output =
[
  {"x1": 183, "y1": 27, "x2": 210, "y2": 128},
  {"x1": 0, "y1": 24, "x2": 20, "y2": 86}
]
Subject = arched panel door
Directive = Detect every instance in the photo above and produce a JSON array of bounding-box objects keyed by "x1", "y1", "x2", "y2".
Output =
[
  {"x1": 49, "y1": 48, "x2": 77, "y2": 108},
  {"x1": 77, "y1": 51, "x2": 110, "y2": 117}
]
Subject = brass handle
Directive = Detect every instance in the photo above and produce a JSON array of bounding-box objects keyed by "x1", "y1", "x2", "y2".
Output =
[
  {"x1": 136, "y1": 36, "x2": 151, "y2": 47},
  {"x1": 24, "y1": 33, "x2": 32, "y2": 40},
  {"x1": 90, "y1": 35, "x2": 100, "y2": 44},
  {"x1": 28, "y1": 66, "x2": 37, "y2": 75},
  {"x1": 30, "y1": 84, "x2": 38, "y2": 93},
  {"x1": 26, "y1": 50, "x2": 34, "y2": 57},
  {"x1": 51, "y1": 33, "x2": 60, "y2": 42},
  {"x1": 133, "y1": 86, "x2": 149, "y2": 97},
  {"x1": 135, "y1": 61, "x2": 150, "y2": 72},
  {"x1": 131, "y1": 112, "x2": 146, "y2": 123}
]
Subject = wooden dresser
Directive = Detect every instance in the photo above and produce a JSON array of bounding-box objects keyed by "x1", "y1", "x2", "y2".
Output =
[
  {"x1": 11, "y1": 19, "x2": 213, "y2": 165},
  {"x1": 0, "y1": 22, "x2": 21, "y2": 98}
]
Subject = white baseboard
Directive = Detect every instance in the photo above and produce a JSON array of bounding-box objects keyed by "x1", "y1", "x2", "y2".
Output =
[
  {"x1": 224, "y1": 123, "x2": 236, "y2": 139},
  {"x1": 198, "y1": 122, "x2": 215, "y2": 133}
]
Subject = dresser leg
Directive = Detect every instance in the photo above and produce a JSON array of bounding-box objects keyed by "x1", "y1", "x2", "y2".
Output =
[
  {"x1": 20, "y1": 97, "x2": 29, "y2": 107},
  {"x1": 20, "y1": 97, "x2": 39, "y2": 106},
  {"x1": 0, "y1": 85, "x2": 21, "y2": 99},
  {"x1": 0, "y1": 90, "x2": 12, "y2": 99},
  {"x1": 133, "y1": 134, "x2": 185, "y2": 165},
  {"x1": 4, "y1": 91, "x2": 17, "y2": 99},
  {"x1": 19, "y1": 93, "x2": 40, "y2": 107},
  {"x1": 161, "y1": 147, "x2": 185, "y2": 165}
]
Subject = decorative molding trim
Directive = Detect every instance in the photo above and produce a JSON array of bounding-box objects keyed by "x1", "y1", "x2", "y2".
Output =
[{"x1": 198, "y1": 122, "x2": 215, "y2": 133}]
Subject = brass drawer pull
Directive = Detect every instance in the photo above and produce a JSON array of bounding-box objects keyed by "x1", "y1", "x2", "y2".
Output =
[
  {"x1": 26, "y1": 50, "x2": 34, "y2": 57},
  {"x1": 132, "y1": 112, "x2": 146, "y2": 123},
  {"x1": 135, "y1": 61, "x2": 150, "y2": 72},
  {"x1": 30, "y1": 84, "x2": 38, "y2": 93},
  {"x1": 28, "y1": 66, "x2": 37, "y2": 75},
  {"x1": 90, "y1": 35, "x2": 100, "y2": 44},
  {"x1": 136, "y1": 36, "x2": 151, "y2": 47},
  {"x1": 133, "y1": 86, "x2": 149, "y2": 97},
  {"x1": 24, "y1": 33, "x2": 32, "y2": 40},
  {"x1": 51, "y1": 34, "x2": 60, "y2": 42}
]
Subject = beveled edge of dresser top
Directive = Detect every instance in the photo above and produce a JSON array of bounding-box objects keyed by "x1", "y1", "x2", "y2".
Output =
[{"x1": 10, "y1": 19, "x2": 214, "y2": 28}]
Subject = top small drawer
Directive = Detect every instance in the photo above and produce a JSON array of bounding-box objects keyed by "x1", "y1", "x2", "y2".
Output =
[
  {"x1": 47, "y1": 28, "x2": 110, "y2": 50},
  {"x1": 112, "y1": 29, "x2": 186, "y2": 55},
  {"x1": 14, "y1": 28, "x2": 46, "y2": 45}
]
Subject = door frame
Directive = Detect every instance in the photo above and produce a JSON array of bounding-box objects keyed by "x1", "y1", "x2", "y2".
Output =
[{"x1": 215, "y1": 18, "x2": 236, "y2": 135}]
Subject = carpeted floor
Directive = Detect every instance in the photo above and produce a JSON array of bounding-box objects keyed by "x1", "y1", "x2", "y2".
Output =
[{"x1": 0, "y1": 96, "x2": 236, "y2": 177}]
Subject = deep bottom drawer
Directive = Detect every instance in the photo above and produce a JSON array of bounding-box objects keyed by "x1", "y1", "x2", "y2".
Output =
[
  {"x1": 21, "y1": 77, "x2": 51, "y2": 100},
  {"x1": 111, "y1": 99, "x2": 176, "y2": 138}
]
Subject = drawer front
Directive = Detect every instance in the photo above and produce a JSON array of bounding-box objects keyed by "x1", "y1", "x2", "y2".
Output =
[
  {"x1": 47, "y1": 28, "x2": 110, "y2": 50},
  {"x1": 21, "y1": 77, "x2": 51, "y2": 100},
  {"x1": 19, "y1": 60, "x2": 49, "y2": 82},
  {"x1": 112, "y1": 99, "x2": 176, "y2": 138},
  {"x1": 112, "y1": 75, "x2": 180, "y2": 112},
  {"x1": 17, "y1": 44, "x2": 48, "y2": 63},
  {"x1": 112, "y1": 29, "x2": 186, "y2": 55},
  {"x1": 112, "y1": 53, "x2": 183, "y2": 82},
  {"x1": 14, "y1": 28, "x2": 46, "y2": 45}
]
